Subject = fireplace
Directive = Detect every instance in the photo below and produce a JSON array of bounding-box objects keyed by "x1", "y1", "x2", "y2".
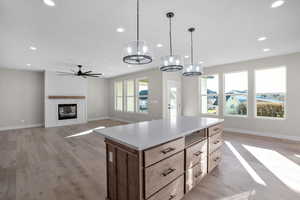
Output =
[{"x1": 58, "y1": 104, "x2": 77, "y2": 120}]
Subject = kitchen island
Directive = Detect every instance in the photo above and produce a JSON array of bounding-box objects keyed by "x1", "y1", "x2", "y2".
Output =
[{"x1": 95, "y1": 116, "x2": 224, "y2": 200}]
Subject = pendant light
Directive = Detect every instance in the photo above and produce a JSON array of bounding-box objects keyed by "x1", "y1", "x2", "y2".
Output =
[
  {"x1": 160, "y1": 12, "x2": 183, "y2": 72},
  {"x1": 182, "y1": 27, "x2": 203, "y2": 76},
  {"x1": 123, "y1": 0, "x2": 152, "y2": 65}
]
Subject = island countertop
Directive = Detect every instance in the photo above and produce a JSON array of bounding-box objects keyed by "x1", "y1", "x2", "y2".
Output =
[{"x1": 94, "y1": 116, "x2": 224, "y2": 150}]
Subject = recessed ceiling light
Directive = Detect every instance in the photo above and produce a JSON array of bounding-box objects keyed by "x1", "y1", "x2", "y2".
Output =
[
  {"x1": 271, "y1": 0, "x2": 285, "y2": 8},
  {"x1": 184, "y1": 55, "x2": 189, "y2": 59},
  {"x1": 156, "y1": 43, "x2": 163, "y2": 48},
  {"x1": 116, "y1": 27, "x2": 125, "y2": 33},
  {"x1": 263, "y1": 48, "x2": 271, "y2": 52},
  {"x1": 29, "y1": 46, "x2": 37, "y2": 51},
  {"x1": 26, "y1": 64, "x2": 31, "y2": 66},
  {"x1": 257, "y1": 36, "x2": 267, "y2": 41},
  {"x1": 199, "y1": 61, "x2": 204, "y2": 64},
  {"x1": 43, "y1": 0, "x2": 56, "y2": 7}
]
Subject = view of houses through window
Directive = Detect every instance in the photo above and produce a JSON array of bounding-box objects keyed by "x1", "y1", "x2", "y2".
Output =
[
  {"x1": 201, "y1": 75, "x2": 219, "y2": 114},
  {"x1": 255, "y1": 67, "x2": 286, "y2": 118},
  {"x1": 224, "y1": 71, "x2": 248, "y2": 116},
  {"x1": 137, "y1": 79, "x2": 149, "y2": 113}
]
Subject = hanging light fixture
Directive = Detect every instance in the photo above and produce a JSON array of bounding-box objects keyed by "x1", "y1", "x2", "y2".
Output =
[
  {"x1": 182, "y1": 27, "x2": 203, "y2": 76},
  {"x1": 160, "y1": 12, "x2": 183, "y2": 72},
  {"x1": 123, "y1": 0, "x2": 152, "y2": 65}
]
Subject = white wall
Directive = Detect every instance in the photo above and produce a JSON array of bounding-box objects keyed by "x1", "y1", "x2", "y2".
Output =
[
  {"x1": 87, "y1": 78, "x2": 109, "y2": 120},
  {"x1": 182, "y1": 52, "x2": 300, "y2": 140},
  {"x1": 0, "y1": 68, "x2": 44, "y2": 130},
  {"x1": 108, "y1": 69, "x2": 163, "y2": 122}
]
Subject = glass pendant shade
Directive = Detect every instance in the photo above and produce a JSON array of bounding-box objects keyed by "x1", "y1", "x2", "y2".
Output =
[
  {"x1": 122, "y1": 0, "x2": 152, "y2": 65},
  {"x1": 182, "y1": 63, "x2": 203, "y2": 76},
  {"x1": 123, "y1": 41, "x2": 152, "y2": 65},
  {"x1": 160, "y1": 55, "x2": 183, "y2": 72},
  {"x1": 160, "y1": 12, "x2": 183, "y2": 72},
  {"x1": 182, "y1": 27, "x2": 203, "y2": 76}
]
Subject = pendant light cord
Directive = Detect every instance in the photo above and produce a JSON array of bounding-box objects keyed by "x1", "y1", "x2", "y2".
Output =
[
  {"x1": 169, "y1": 16, "x2": 173, "y2": 56},
  {"x1": 137, "y1": 0, "x2": 139, "y2": 42},
  {"x1": 190, "y1": 29, "x2": 194, "y2": 65}
]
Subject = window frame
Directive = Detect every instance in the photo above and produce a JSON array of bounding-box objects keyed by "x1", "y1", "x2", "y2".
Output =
[
  {"x1": 223, "y1": 71, "x2": 249, "y2": 118},
  {"x1": 254, "y1": 66, "x2": 287, "y2": 120},
  {"x1": 114, "y1": 80, "x2": 124, "y2": 112},
  {"x1": 136, "y1": 77, "x2": 149, "y2": 114},
  {"x1": 200, "y1": 74, "x2": 219, "y2": 116},
  {"x1": 125, "y1": 79, "x2": 135, "y2": 113}
]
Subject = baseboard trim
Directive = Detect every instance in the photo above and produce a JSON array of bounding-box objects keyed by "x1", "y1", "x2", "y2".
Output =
[
  {"x1": 88, "y1": 117, "x2": 110, "y2": 122},
  {"x1": 0, "y1": 124, "x2": 43, "y2": 132},
  {"x1": 224, "y1": 127, "x2": 300, "y2": 142}
]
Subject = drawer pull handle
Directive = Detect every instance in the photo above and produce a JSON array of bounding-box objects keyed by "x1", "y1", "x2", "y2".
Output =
[
  {"x1": 213, "y1": 140, "x2": 220, "y2": 145},
  {"x1": 194, "y1": 151, "x2": 203, "y2": 156},
  {"x1": 162, "y1": 168, "x2": 176, "y2": 177},
  {"x1": 194, "y1": 171, "x2": 203, "y2": 178},
  {"x1": 161, "y1": 147, "x2": 175, "y2": 154},
  {"x1": 169, "y1": 194, "x2": 177, "y2": 200},
  {"x1": 214, "y1": 157, "x2": 220, "y2": 162}
]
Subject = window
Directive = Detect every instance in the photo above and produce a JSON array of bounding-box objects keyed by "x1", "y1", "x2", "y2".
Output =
[
  {"x1": 224, "y1": 71, "x2": 248, "y2": 116},
  {"x1": 114, "y1": 81, "x2": 123, "y2": 111},
  {"x1": 125, "y1": 80, "x2": 135, "y2": 112},
  {"x1": 137, "y1": 79, "x2": 149, "y2": 113},
  {"x1": 201, "y1": 74, "x2": 219, "y2": 115},
  {"x1": 255, "y1": 67, "x2": 286, "y2": 119}
]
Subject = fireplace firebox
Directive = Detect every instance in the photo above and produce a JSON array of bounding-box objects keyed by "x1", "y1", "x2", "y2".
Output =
[{"x1": 58, "y1": 104, "x2": 77, "y2": 120}]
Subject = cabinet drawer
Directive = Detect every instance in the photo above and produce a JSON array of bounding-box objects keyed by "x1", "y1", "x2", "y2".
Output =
[
  {"x1": 186, "y1": 161, "x2": 207, "y2": 192},
  {"x1": 148, "y1": 175, "x2": 184, "y2": 200},
  {"x1": 144, "y1": 138, "x2": 184, "y2": 167},
  {"x1": 208, "y1": 123, "x2": 224, "y2": 137},
  {"x1": 145, "y1": 152, "x2": 184, "y2": 199},
  {"x1": 209, "y1": 132, "x2": 223, "y2": 154},
  {"x1": 186, "y1": 139, "x2": 207, "y2": 169},
  {"x1": 208, "y1": 149, "x2": 222, "y2": 172}
]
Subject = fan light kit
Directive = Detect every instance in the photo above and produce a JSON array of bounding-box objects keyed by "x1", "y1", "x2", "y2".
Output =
[
  {"x1": 160, "y1": 12, "x2": 183, "y2": 72},
  {"x1": 182, "y1": 27, "x2": 203, "y2": 76},
  {"x1": 122, "y1": 0, "x2": 152, "y2": 65}
]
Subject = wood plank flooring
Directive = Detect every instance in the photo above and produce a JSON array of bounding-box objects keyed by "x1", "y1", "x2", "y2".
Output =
[{"x1": 1, "y1": 120, "x2": 300, "y2": 200}]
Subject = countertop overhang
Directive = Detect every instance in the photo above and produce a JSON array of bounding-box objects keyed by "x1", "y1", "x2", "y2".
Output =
[{"x1": 94, "y1": 116, "x2": 224, "y2": 150}]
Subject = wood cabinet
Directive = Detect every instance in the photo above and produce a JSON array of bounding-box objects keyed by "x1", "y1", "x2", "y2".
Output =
[{"x1": 105, "y1": 122, "x2": 223, "y2": 200}]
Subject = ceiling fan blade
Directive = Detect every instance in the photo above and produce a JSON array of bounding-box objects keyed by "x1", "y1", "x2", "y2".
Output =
[
  {"x1": 88, "y1": 73, "x2": 103, "y2": 76},
  {"x1": 84, "y1": 71, "x2": 93, "y2": 74},
  {"x1": 86, "y1": 75, "x2": 101, "y2": 77},
  {"x1": 56, "y1": 72, "x2": 75, "y2": 75}
]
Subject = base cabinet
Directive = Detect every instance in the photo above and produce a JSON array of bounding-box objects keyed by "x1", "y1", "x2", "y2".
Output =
[{"x1": 105, "y1": 123, "x2": 223, "y2": 200}]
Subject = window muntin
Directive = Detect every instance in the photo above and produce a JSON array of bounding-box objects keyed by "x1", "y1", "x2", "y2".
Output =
[
  {"x1": 137, "y1": 79, "x2": 149, "y2": 113},
  {"x1": 224, "y1": 71, "x2": 248, "y2": 116},
  {"x1": 201, "y1": 75, "x2": 219, "y2": 115},
  {"x1": 126, "y1": 80, "x2": 135, "y2": 112},
  {"x1": 255, "y1": 67, "x2": 286, "y2": 119},
  {"x1": 114, "y1": 81, "x2": 123, "y2": 111}
]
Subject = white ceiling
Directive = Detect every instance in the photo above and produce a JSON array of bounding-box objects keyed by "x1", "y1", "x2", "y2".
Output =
[{"x1": 0, "y1": 0, "x2": 300, "y2": 77}]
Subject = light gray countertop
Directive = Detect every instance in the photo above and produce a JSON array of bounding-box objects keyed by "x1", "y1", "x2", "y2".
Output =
[{"x1": 94, "y1": 116, "x2": 224, "y2": 150}]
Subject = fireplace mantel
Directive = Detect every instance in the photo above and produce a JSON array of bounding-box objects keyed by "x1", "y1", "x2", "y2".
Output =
[{"x1": 48, "y1": 96, "x2": 86, "y2": 99}]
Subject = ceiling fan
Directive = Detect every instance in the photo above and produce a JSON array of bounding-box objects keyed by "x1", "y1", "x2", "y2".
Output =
[{"x1": 56, "y1": 65, "x2": 103, "y2": 78}]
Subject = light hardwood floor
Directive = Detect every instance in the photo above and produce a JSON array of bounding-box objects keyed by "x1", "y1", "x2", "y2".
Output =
[{"x1": 0, "y1": 120, "x2": 300, "y2": 200}]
